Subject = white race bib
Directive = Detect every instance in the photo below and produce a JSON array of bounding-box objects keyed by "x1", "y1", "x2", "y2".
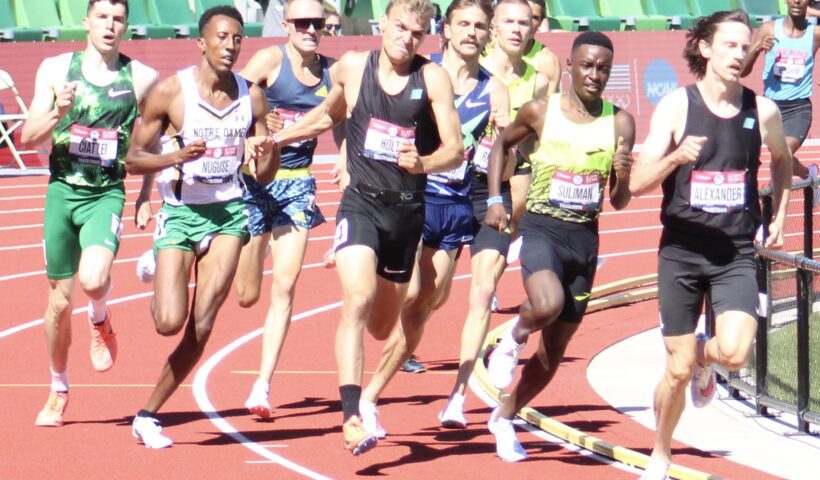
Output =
[
  {"x1": 690, "y1": 170, "x2": 746, "y2": 213},
  {"x1": 363, "y1": 118, "x2": 415, "y2": 163},
  {"x1": 472, "y1": 136, "x2": 494, "y2": 174},
  {"x1": 774, "y1": 49, "x2": 809, "y2": 83},
  {"x1": 68, "y1": 125, "x2": 118, "y2": 167},
  {"x1": 548, "y1": 169, "x2": 601, "y2": 213},
  {"x1": 190, "y1": 145, "x2": 240, "y2": 184},
  {"x1": 278, "y1": 108, "x2": 307, "y2": 147}
]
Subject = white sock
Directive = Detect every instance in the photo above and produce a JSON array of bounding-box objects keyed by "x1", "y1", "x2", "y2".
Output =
[
  {"x1": 50, "y1": 367, "x2": 68, "y2": 392},
  {"x1": 254, "y1": 378, "x2": 269, "y2": 394},
  {"x1": 88, "y1": 284, "x2": 110, "y2": 325}
]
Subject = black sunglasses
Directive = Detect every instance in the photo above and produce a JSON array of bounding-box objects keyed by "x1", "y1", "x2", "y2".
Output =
[
  {"x1": 325, "y1": 23, "x2": 341, "y2": 32},
  {"x1": 287, "y1": 18, "x2": 326, "y2": 31}
]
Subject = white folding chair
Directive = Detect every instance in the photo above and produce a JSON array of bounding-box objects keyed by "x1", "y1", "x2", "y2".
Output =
[{"x1": 0, "y1": 69, "x2": 42, "y2": 169}]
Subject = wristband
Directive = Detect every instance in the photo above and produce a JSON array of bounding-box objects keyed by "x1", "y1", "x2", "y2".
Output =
[
  {"x1": 271, "y1": 133, "x2": 281, "y2": 147},
  {"x1": 486, "y1": 195, "x2": 503, "y2": 207}
]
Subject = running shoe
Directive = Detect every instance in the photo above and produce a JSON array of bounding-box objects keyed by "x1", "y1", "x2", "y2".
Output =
[
  {"x1": 136, "y1": 249, "x2": 156, "y2": 283},
  {"x1": 490, "y1": 293, "x2": 500, "y2": 312},
  {"x1": 487, "y1": 328, "x2": 524, "y2": 389},
  {"x1": 690, "y1": 333, "x2": 717, "y2": 408},
  {"x1": 638, "y1": 458, "x2": 671, "y2": 480},
  {"x1": 245, "y1": 380, "x2": 272, "y2": 419},
  {"x1": 342, "y1": 415, "x2": 378, "y2": 456},
  {"x1": 487, "y1": 407, "x2": 527, "y2": 462},
  {"x1": 400, "y1": 355, "x2": 426, "y2": 373},
  {"x1": 438, "y1": 394, "x2": 467, "y2": 429},
  {"x1": 34, "y1": 391, "x2": 68, "y2": 427},
  {"x1": 359, "y1": 401, "x2": 386, "y2": 438},
  {"x1": 89, "y1": 309, "x2": 117, "y2": 372},
  {"x1": 132, "y1": 414, "x2": 173, "y2": 449}
]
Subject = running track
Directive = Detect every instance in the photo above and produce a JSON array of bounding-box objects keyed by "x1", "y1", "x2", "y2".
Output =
[{"x1": 1, "y1": 149, "x2": 812, "y2": 479}]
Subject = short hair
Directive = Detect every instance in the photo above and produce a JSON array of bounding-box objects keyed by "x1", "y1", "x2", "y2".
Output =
[
  {"x1": 445, "y1": 0, "x2": 493, "y2": 25},
  {"x1": 386, "y1": 0, "x2": 436, "y2": 26},
  {"x1": 572, "y1": 31, "x2": 614, "y2": 54},
  {"x1": 324, "y1": 1, "x2": 340, "y2": 16},
  {"x1": 684, "y1": 10, "x2": 751, "y2": 79},
  {"x1": 283, "y1": 0, "x2": 324, "y2": 17},
  {"x1": 87, "y1": 0, "x2": 128, "y2": 16},
  {"x1": 199, "y1": 5, "x2": 244, "y2": 35},
  {"x1": 527, "y1": 0, "x2": 546, "y2": 16}
]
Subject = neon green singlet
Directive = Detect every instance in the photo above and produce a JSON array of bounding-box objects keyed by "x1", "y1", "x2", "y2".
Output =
[{"x1": 479, "y1": 51, "x2": 537, "y2": 121}]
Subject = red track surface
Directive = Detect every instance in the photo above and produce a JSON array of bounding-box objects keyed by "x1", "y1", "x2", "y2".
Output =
[{"x1": 0, "y1": 154, "x2": 805, "y2": 479}]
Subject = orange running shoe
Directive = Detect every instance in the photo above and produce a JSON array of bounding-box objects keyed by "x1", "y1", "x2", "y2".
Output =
[
  {"x1": 35, "y1": 391, "x2": 69, "y2": 427},
  {"x1": 89, "y1": 309, "x2": 117, "y2": 372},
  {"x1": 343, "y1": 415, "x2": 378, "y2": 456}
]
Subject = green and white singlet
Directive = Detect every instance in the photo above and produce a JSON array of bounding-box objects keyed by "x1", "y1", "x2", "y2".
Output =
[
  {"x1": 527, "y1": 93, "x2": 615, "y2": 223},
  {"x1": 49, "y1": 51, "x2": 138, "y2": 187}
]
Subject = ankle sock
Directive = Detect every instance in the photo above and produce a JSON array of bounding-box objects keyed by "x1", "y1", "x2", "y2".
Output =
[{"x1": 50, "y1": 367, "x2": 68, "y2": 393}]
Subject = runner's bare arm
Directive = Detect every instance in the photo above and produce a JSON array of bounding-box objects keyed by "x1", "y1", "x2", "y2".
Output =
[
  {"x1": 741, "y1": 21, "x2": 774, "y2": 77},
  {"x1": 418, "y1": 63, "x2": 463, "y2": 173},
  {"x1": 20, "y1": 54, "x2": 72, "y2": 147},
  {"x1": 758, "y1": 96, "x2": 792, "y2": 249},
  {"x1": 536, "y1": 47, "x2": 561, "y2": 96},
  {"x1": 131, "y1": 64, "x2": 160, "y2": 229},
  {"x1": 126, "y1": 77, "x2": 206, "y2": 174},
  {"x1": 630, "y1": 88, "x2": 704, "y2": 196},
  {"x1": 132, "y1": 60, "x2": 160, "y2": 105},
  {"x1": 246, "y1": 84, "x2": 279, "y2": 185},
  {"x1": 608, "y1": 109, "x2": 636, "y2": 211},
  {"x1": 240, "y1": 46, "x2": 282, "y2": 88},
  {"x1": 489, "y1": 76, "x2": 510, "y2": 132}
]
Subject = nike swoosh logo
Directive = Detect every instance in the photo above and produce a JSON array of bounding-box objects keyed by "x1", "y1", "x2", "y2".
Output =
[
  {"x1": 383, "y1": 267, "x2": 407, "y2": 274},
  {"x1": 108, "y1": 88, "x2": 131, "y2": 98},
  {"x1": 464, "y1": 100, "x2": 486, "y2": 109},
  {"x1": 104, "y1": 239, "x2": 116, "y2": 247}
]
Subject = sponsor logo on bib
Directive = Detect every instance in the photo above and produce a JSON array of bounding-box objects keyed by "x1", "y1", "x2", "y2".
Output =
[
  {"x1": 690, "y1": 170, "x2": 746, "y2": 213},
  {"x1": 363, "y1": 118, "x2": 416, "y2": 163}
]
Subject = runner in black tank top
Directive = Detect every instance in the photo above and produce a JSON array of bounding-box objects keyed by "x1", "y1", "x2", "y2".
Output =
[
  {"x1": 630, "y1": 11, "x2": 792, "y2": 480},
  {"x1": 265, "y1": 0, "x2": 463, "y2": 456}
]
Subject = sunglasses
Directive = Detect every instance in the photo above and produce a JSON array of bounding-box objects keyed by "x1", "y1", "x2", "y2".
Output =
[
  {"x1": 287, "y1": 18, "x2": 325, "y2": 31},
  {"x1": 326, "y1": 23, "x2": 341, "y2": 33}
]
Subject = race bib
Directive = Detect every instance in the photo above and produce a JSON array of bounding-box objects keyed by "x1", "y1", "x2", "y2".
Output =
[
  {"x1": 548, "y1": 169, "x2": 601, "y2": 213},
  {"x1": 191, "y1": 145, "x2": 240, "y2": 184},
  {"x1": 774, "y1": 49, "x2": 809, "y2": 83},
  {"x1": 690, "y1": 170, "x2": 746, "y2": 213},
  {"x1": 472, "y1": 135, "x2": 494, "y2": 174},
  {"x1": 363, "y1": 118, "x2": 415, "y2": 163},
  {"x1": 278, "y1": 108, "x2": 307, "y2": 148},
  {"x1": 68, "y1": 125, "x2": 118, "y2": 167},
  {"x1": 430, "y1": 159, "x2": 468, "y2": 184}
]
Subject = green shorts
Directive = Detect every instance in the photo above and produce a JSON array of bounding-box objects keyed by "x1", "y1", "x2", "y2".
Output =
[
  {"x1": 153, "y1": 199, "x2": 249, "y2": 255},
  {"x1": 43, "y1": 181, "x2": 125, "y2": 279}
]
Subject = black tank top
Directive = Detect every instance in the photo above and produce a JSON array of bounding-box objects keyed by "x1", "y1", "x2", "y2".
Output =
[
  {"x1": 660, "y1": 85, "x2": 762, "y2": 251},
  {"x1": 346, "y1": 51, "x2": 440, "y2": 192}
]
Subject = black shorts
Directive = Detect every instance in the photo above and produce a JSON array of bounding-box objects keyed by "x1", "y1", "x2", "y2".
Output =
[
  {"x1": 470, "y1": 174, "x2": 512, "y2": 257},
  {"x1": 519, "y1": 212, "x2": 599, "y2": 324},
  {"x1": 657, "y1": 243, "x2": 758, "y2": 336},
  {"x1": 774, "y1": 98, "x2": 812, "y2": 146},
  {"x1": 334, "y1": 185, "x2": 424, "y2": 283}
]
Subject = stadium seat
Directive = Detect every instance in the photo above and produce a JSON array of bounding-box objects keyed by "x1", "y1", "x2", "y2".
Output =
[
  {"x1": 0, "y1": 70, "x2": 46, "y2": 168},
  {"x1": 0, "y1": 0, "x2": 42, "y2": 41},
  {"x1": 195, "y1": 0, "x2": 264, "y2": 37},
  {"x1": 146, "y1": 0, "x2": 199, "y2": 37},
  {"x1": 644, "y1": 0, "x2": 696, "y2": 29},
  {"x1": 13, "y1": 0, "x2": 87, "y2": 41},
  {"x1": 127, "y1": 0, "x2": 177, "y2": 39},
  {"x1": 343, "y1": 0, "x2": 390, "y2": 20},
  {"x1": 737, "y1": 0, "x2": 780, "y2": 23},
  {"x1": 546, "y1": 0, "x2": 621, "y2": 31},
  {"x1": 689, "y1": 0, "x2": 736, "y2": 17},
  {"x1": 598, "y1": 0, "x2": 667, "y2": 31}
]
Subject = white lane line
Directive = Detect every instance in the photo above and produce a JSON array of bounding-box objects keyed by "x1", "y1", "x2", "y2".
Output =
[{"x1": 192, "y1": 302, "x2": 340, "y2": 480}]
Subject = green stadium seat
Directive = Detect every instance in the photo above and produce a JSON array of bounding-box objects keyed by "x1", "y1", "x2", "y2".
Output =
[
  {"x1": 195, "y1": 0, "x2": 264, "y2": 37},
  {"x1": 128, "y1": 0, "x2": 177, "y2": 39},
  {"x1": 737, "y1": 0, "x2": 780, "y2": 23},
  {"x1": 598, "y1": 0, "x2": 668, "y2": 31},
  {"x1": 778, "y1": 0, "x2": 787, "y2": 16},
  {"x1": 13, "y1": 0, "x2": 87, "y2": 41},
  {"x1": 644, "y1": 0, "x2": 696, "y2": 29},
  {"x1": 689, "y1": 0, "x2": 736, "y2": 17},
  {"x1": 546, "y1": 0, "x2": 621, "y2": 31},
  {"x1": 343, "y1": 0, "x2": 389, "y2": 21},
  {"x1": 146, "y1": 0, "x2": 199, "y2": 37},
  {"x1": 0, "y1": 0, "x2": 42, "y2": 41}
]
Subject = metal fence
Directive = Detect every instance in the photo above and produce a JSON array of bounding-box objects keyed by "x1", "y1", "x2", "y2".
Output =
[{"x1": 712, "y1": 178, "x2": 819, "y2": 433}]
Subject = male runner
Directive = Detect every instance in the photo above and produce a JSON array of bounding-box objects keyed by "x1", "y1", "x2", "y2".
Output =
[
  {"x1": 272, "y1": 0, "x2": 463, "y2": 455},
  {"x1": 740, "y1": 0, "x2": 820, "y2": 178},
  {"x1": 125, "y1": 6, "x2": 277, "y2": 448},
  {"x1": 630, "y1": 10, "x2": 791, "y2": 479},
  {"x1": 21, "y1": 0, "x2": 158, "y2": 427},
  {"x1": 355, "y1": 0, "x2": 510, "y2": 436},
  {"x1": 484, "y1": 31, "x2": 635, "y2": 462},
  {"x1": 234, "y1": 0, "x2": 333, "y2": 420}
]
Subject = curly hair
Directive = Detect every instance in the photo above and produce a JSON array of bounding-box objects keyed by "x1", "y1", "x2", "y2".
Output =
[{"x1": 683, "y1": 10, "x2": 751, "y2": 79}]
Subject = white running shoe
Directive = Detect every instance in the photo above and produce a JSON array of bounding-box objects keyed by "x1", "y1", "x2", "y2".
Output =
[
  {"x1": 438, "y1": 393, "x2": 467, "y2": 429},
  {"x1": 245, "y1": 379, "x2": 272, "y2": 419},
  {"x1": 132, "y1": 415, "x2": 173, "y2": 449},
  {"x1": 359, "y1": 401, "x2": 386, "y2": 439},
  {"x1": 690, "y1": 333, "x2": 717, "y2": 408},
  {"x1": 136, "y1": 249, "x2": 156, "y2": 283},
  {"x1": 490, "y1": 293, "x2": 500, "y2": 312},
  {"x1": 487, "y1": 407, "x2": 527, "y2": 462},
  {"x1": 488, "y1": 328, "x2": 525, "y2": 390},
  {"x1": 638, "y1": 458, "x2": 671, "y2": 480}
]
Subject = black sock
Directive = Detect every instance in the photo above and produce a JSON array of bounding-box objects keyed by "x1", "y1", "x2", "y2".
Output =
[
  {"x1": 136, "y1": 409, "x2": 156, "y2": 419},
  {"x1": 339, "y1": 384, "x2": 361, "y2": 421}
]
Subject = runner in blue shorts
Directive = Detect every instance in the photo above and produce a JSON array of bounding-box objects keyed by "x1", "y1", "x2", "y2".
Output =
[
  {"x1": 234, "y1": 0, "x2": 334, "y2": 420},
  {"x1": 356, "y1": 0, "x2": 510, "y2": 437}
]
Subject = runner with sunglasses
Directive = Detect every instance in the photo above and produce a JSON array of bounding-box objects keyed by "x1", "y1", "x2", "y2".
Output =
[{"x1": 233, "y1": 0, "x2": 335, "y2": 420}]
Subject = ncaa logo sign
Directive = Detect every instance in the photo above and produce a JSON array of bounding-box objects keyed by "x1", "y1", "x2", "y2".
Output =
[{"x1": 643, "y1": 59, "x2": 678, "y2": 107}]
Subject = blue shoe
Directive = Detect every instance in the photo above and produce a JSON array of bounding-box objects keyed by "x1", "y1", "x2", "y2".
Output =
[{"x1": 400, "y1": 355, "x2": 426, "y2": 373}]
